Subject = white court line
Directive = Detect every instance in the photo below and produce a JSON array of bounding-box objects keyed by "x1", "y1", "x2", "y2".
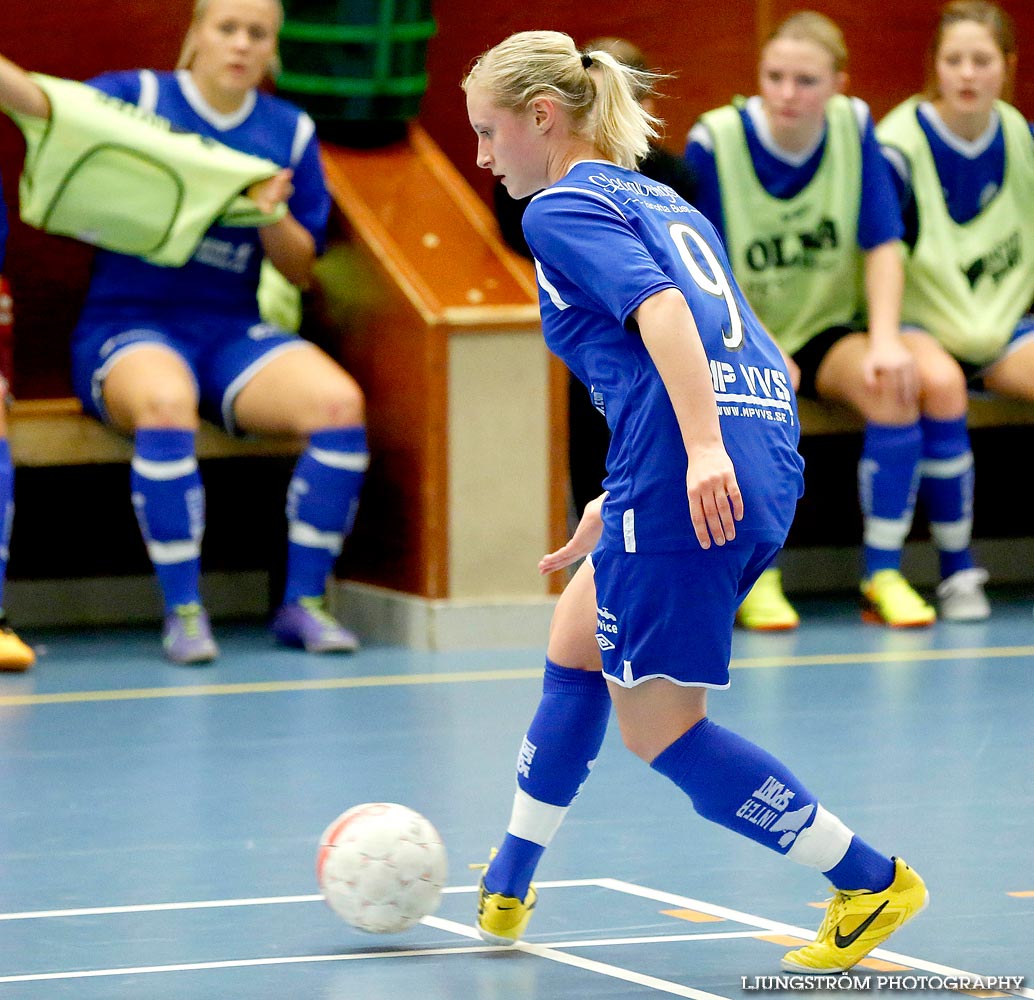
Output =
[
  {"x1": 423, "y1": 914, "x2": 731, "y2": 1000},
  {"x1": 600, "y1": 879, "x2": 1034, "y2": 999},
  {"x1": 443, "y1": 878, "x2": 600, "y2": 893},
  {"x1": 0, "y1": 946, "x2": 493, "y2": 984},
  {"x1": 0, "y1": 894, "x2": 323, "y2": 921},
  {"x1": 0, "y1": 898, "x2": 736, "y2": 995},
  {"x1": 543, "y1": 931, "x2": 767, "y2": 948},
  {"x1": 0, "y1": 879, "x2": 1029, "y2": 998},
  {"x1": 0, "y1": 880, "x2": 592, "y2": 922}
]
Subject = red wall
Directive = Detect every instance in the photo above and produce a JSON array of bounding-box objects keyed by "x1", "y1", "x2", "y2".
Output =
[
  {"x1": 1, "y1": 0, "x2": 195, "y2": 397},
  {"x1": 420, "y1": 0, "x2": 1034, "y2": 204},
  {"x1": 3, "y1": 0, "x2": 1033, "y2": 397}
]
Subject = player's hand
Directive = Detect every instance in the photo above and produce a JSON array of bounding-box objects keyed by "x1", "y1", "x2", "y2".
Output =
[
  {"x1": 686, "y1": 447, "x2": 743, "y2": 549},
  {"x1": 863, "y1": 338, "x2": 918, "y2": 407},
  {"x1": 247, "y1": 168, "x2": 295, "y2": 215},
  {"x1": 538, "y1": 494, "x2": 605, "y2": 574}
]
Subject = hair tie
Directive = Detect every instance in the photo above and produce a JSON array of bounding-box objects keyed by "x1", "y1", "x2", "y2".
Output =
[{"x1": 581, "y1": 53, "x2": 593, "y2": 69}]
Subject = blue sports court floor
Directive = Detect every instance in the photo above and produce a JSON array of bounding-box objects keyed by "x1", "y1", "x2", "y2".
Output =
[{"x1": 1, "y1": 590, "x2": 1031, "y2": 999}]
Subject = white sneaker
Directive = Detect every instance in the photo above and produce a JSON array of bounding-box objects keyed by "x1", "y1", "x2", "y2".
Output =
[{"x1": 936, "y1": 568, "x2": 991, "y2": 622}]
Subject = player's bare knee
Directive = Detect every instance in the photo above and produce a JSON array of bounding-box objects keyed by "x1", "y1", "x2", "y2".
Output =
[
  {"x1": 920, "y1": 365, "x2": 968, "y2": 419},
  {"x1": 856, "y1": 393, "x2": 918, "y2": 426},
  {"x1": 318, "y1": 381, "x2": 365, "y2": 428},
  {"x1": 121, "y1": 390, "x2": 199, "y2": 430}
]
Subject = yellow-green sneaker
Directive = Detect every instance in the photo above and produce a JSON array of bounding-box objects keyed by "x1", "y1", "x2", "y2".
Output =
[
  {"x1": 0, "y1": 615, "x2": 35, "y2": 672},
  {"x1": 782, "y1": 858, "x2": 928, "y2": 973},
  {"x1": 470, "y1": 854, "x2": 537, "y2": 946},
  {"x1": 861, "y1": 570, "x2": 936, "y2": 627},
  {"x1": 736, "y1": 568, "x2": 799, "y2": 631}
]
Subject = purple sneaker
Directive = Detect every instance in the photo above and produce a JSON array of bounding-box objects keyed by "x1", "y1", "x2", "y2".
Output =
[
  {"x1": 272, "y1": 597, "x2": 359, "y2": 653},
  {"x1": 162, "y1": 603, "x2": 219, "y2": 665}
]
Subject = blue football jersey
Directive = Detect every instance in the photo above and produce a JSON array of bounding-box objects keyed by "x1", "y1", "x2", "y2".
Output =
[
  {"x1": 884, "y1": 101, "x2": 1034, "y2": 228},
  {"x1": 80, "y1": 70, "x2": 330, "y2": 317},
  {"x1": 686, "y1": 96, "x2": 902, "y2": 251},
  {"x1": 523, "y1": 160, "x2": 805, "y2": 553}
]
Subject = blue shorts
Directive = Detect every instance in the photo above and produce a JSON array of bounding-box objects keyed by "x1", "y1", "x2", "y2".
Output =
[
  {"x1": 591, "y1": 540, "x2": 781, "y2": 689},
  {"x1": 71, "y1": 310, "x2": 308, "y2": 434},
  {"x1": 791, "y1": 322, "x2": 865, "y2": 399},
  {"x1": 902, "y1": 313, "x2": 1034, "y2": 383}
]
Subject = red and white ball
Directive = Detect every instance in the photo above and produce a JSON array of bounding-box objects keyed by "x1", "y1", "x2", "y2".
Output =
[{"x1": 316, "y1": 802, "x2": 448, "y2": 934}]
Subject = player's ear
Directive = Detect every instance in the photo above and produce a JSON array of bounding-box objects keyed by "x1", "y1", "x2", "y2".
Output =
[
  {"x1": 530, "y1": 96, "x2": 556, "y2": 133},
  {"x1": 834, "y1": 70, "x2": 849, "y2": 95}
]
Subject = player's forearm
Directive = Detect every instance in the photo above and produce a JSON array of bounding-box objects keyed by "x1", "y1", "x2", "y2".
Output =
[
  {"x1": 258, "y1": 215, "x2": 316, "y2": 289},
  {"x1": 637, "y1": 288, "x2": 724, "y2": 455},
  {"x1": 863, "y1": 239, "x2": 905, "y2": 346},
  {"x1": 0, "y1": 54, "x2": 50, "y2": 118}
]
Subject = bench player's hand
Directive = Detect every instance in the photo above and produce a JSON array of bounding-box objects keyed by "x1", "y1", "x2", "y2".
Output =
[{"x1": 248, "y1": 168, "x2": 295, "y2": 215}]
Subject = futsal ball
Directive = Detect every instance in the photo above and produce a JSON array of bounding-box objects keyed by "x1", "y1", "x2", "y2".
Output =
[{"x1": 316, "y1": 802, "x2": 448, "y2": 934}]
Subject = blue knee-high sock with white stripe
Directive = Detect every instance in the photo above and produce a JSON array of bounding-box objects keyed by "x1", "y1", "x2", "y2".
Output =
[
  {"x1": 918, "y1": 416, "x2": 975, "y2": 579},
  {"x1": 283, "y1": 426, "x2": 368, "y2": 605},
  {"x1": 131, "y1": 429, "x2": 204, "y2": 612},
  {"x1": 650, "y1": 718, "x2": 894, "y2": 891},
  {"x1": 485, "y1": 660, "x2": 611, "y2": 899},
  {"x1": 0, "y1": 439, "x2": 14, "y2": 612},
  {"x1": 859, "y1": 423, "x2": 923, "y2": 577}
]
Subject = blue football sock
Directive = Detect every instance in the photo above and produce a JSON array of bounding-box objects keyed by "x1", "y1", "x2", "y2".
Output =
[
  {"x1": 131, "y1": 429, "x2": 203, "y2": 612},
  {"x1": 0, "y1": 439, "x2": 13, "y2": 610},
  {"x1": 650, "y1": 718, "x2": 820, "y2": 855},
  {"x1": 825, "y1": 835, "x2": 896, "y2": 892},
  {"x1": 283, "y1": 426, "x2": 368, "y2": 605},
  {"x1": 859, "y1": 423, "x2": 923, "y2": 576},
  {"x1": 918, "y1": 416, "x2": 975, "y2": 579},
  {"x1": 650, "y1": 718, "x2": 894, "y2": 891},
  {"x1": 485, "y1": 661, "x2": 611, "y2": 898}
]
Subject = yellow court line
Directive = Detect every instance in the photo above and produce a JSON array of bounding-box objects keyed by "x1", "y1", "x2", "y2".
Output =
[
  {"x1": 731, "y1": 645, "x2": 1034, "y2": 670},
  {"x1": 0, "y1": 668, "x2": 543, "y2": 707},
  {"x1": 2, "y1": 645, "x2": 1032, "y2": 708}
]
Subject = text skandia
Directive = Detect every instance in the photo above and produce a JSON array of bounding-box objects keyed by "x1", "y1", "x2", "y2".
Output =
[
  {"x1": 710, "y1": 361, "x2": 791, "y2": 400},
  {"x1": 586, "y1": 172, "x2": 678, "y2": 201}
]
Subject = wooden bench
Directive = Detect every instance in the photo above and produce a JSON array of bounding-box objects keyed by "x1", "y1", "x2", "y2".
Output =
[
  {"x1": 797, "y1": 394, "x2": 1034, "y2": 436},
  {"x1": 8, "y1": 397, "x2": 305, "y2": 467},
  {"x1": 4, "y1": 397, "x2": 304, "y2": 631},
  {"x1": 9, "y1": 384, "x2": 1034, "y2": 469}
]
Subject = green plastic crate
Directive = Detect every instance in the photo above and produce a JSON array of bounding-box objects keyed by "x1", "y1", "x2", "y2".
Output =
[{"x1": 277, "y1": 0, "x2": 436, "y2": 144}]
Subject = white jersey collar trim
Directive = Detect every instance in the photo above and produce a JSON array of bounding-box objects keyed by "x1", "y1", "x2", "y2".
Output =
[
  {"x1": 176, "y1": 69, "x2": 256, "y2": 131},
  {"x1": 917, "y1": 101, "x2": 999, "y2": 159},
  {"x1": 745, "y1": 95, "x2": 825, "y2": 168},
  {"x1": 559, "y1": 158, "x2": 615, "y2": 179}
]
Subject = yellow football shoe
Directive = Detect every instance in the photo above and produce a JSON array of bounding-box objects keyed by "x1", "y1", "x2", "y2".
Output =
[
  {"x1": 0, "y1": 616, "x2": 35, "y2": 671},
  {"x1": 782, "y1": 858, "x2": 928, "y2": 973},
  {"x1": 471, "y1": 853, "x2": 537, "y2": 946},
  {"x1": 861, "y1": 570, "x2": 935, "y2": 627},
  {"x1": 736, "y1": 568, "x2": 799, "y2": 630}
]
